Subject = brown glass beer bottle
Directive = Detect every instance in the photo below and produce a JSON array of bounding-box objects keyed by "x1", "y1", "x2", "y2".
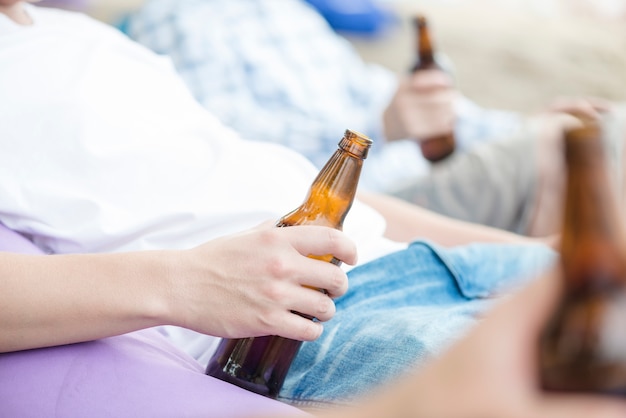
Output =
[
  {"x1": 411, "y1": 14, "x2": 456, "y2": 163},
  {"x1": 205, "y1": 129, "x2": 373, "y2": 398},
  {"x1": 538, "y1": 121, "x2": 626, "y2": 395}
]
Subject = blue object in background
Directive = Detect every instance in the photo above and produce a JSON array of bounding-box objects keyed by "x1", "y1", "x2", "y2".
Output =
[{"x1": 304, "y1": 0, "x2": 398, "y2": 36}]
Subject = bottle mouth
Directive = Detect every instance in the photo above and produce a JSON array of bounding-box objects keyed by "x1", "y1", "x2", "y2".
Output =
[
  {"x1": 341, "y1": 129, "x2": 373, "y2": 159},
  {"x1": 414, "y1": 14, "x2": 427, "y2": 28},
  {"x1": 564, "y1": 121, "x2": 604, "y2": 163}
]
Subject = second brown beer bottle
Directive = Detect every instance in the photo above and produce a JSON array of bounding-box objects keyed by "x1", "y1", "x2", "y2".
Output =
[
  {"x1": 411, "y1": 14, "x2": 456, "y2": 163},
  {"x1": 205, "y1": 129, "x2": 373, "y2": 398},
  {"x1": 538, "y1": 121, "x2": 626, "y2": 395}
]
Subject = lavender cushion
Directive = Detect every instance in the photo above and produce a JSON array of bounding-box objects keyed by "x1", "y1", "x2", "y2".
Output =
[
  {"x1": 0, "y1": 224, "x2": 306, "y2": 417},
  {"x1": 0, "y1": 224, "x2": 42, "y2": 254}
]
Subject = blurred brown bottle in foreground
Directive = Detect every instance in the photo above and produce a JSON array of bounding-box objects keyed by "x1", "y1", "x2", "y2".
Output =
[
  {"x1": 411, "y1": 14, "x2": 456, "y2": 163},
  {"x1": 205, "y1": 129, "x2": 372, "y2": 398},
  {"x1": 538, "y1": 121, "x2": 626, "y2": 395}
]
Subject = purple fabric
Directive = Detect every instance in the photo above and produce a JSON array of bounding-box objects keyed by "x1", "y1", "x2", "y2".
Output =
[
  {"x1": 0, "y1": 224, "x2": 306, "y2": 417},
  {"x1": 0, "y1": 224, "x2": 42, "y2": 253},
  {"x1": 37, "y1": 0, "x2": 92, "y2": 11}
]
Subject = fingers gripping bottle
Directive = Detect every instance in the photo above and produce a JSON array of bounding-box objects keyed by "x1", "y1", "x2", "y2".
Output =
[
  {"x1": 411, "y1": 14, "x2": 456, "y2": 163},
  {"x1": 206, "y1": 130, "x2": 373, "y2": 398},
  {"x1": 538, "y1": 121, "x2": 626, "y2": 395}
]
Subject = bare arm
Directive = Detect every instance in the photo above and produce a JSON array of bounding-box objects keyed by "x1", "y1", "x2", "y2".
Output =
[
  {"x1": 0, "y1": 224, "x2": 356, "y2": 353},
  {"x1": 0, "y1": 250, "x2": 171, "y2": 352},
  {"x1": 358, "y1": 191, "x2": 555, "y2": 247}
]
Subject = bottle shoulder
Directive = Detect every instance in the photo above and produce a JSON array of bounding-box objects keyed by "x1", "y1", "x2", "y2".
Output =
[{"x1": 276, "y1": 207, "x2": 341, "y2": 228}]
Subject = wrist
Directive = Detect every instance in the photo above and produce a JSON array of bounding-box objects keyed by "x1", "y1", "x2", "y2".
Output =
[{"x1": 125, "y1": 250, "x2": 181, "y2": 328}]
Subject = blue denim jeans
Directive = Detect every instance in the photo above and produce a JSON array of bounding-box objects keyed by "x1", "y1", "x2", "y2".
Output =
[{"x1": 279, "y1": 240, "x2": 556, "y2": 406}]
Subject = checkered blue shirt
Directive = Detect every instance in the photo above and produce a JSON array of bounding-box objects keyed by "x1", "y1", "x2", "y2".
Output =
[{"x1": 125, "y1": 0, "x2": 524, "y2": 192}]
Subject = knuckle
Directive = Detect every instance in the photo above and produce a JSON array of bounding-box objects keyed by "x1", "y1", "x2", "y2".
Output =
[
  {"x1": 317, "y1": 297, "x2": 336, "y2": 320},
  {"x1": 265, "y1": 254, "x2": 291, "y2": 279},
  {"x1": 262, "y1": 280, "x2": 287, "y2": 303},
  {"x1": 325, "y1": 228, "x2": 341, "y2": 249},
  {"x1": 317, "y1": 294, "x2": 331, "y2": 313},
  {"x1": 325, "y1": 229, "x2": 354, "y2": 261},
  {"x1": 256, "y1": 309, "x2": 277, "y2": 332},
  {"x1": 299, "y1": 321, "x2": 322, "y2": 341},
  {"x1": 258, "y1": 227, "x2": 282, "y2": 247},
  {"x1": 329, "y1": 269, "x2": 348, "y2": 295}
]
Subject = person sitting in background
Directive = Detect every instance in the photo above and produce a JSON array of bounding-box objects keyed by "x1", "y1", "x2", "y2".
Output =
[
  {"x1": 123, "y1": 0, "x2": 619, "y2": 238},
  {"x1": 123, "y1": 0, "x2": 524, "y2": 189}
]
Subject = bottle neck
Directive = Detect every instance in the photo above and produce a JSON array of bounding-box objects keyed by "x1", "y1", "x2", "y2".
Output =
[
  {"x1": 414, "y1": 16, "x2": 436, "y2": 70},
  {"x1": 300, "y1": 148, "x2": 363, "y2": 227},
  {"x1": 277, "y1": 130, "x2": 371, "y2": 229}
]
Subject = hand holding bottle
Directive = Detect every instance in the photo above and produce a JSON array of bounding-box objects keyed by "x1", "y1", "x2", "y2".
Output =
[
  {"x1": 545, "y1": 96, "x2": 613, "y2": 121},
  {"x1": 383, "y1": 69, "x2": 457, "y2": 146},
  {"x1": 170, "y1": 222, "x2": 355, "y2": 342},
  {"x1": 383, "y1": 14, "x2": 458, "y2": 162},
  {"x1": 207, "y1": 130, "x2": 372, "y2": 398}
]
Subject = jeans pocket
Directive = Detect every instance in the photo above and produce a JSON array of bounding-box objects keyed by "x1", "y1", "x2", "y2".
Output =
[{"x1": 421, "y1": 240, "x2": 557, "y2": 299}]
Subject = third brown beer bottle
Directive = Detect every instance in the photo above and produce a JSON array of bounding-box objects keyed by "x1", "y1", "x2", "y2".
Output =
[
  {"x1": 205, "y1": 129, "x2": 373, "y2": 398},
  {"x1": 538, "y1": 121, "x2": 626, "y2": 395},
  {"x1": 411, "y1": 14, "x2": 456, "y2": 163}
]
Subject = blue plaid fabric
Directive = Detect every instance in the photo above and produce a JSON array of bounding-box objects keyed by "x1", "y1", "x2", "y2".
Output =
[{"x1": 124, "y1": 0, "x2": 524, "y2": 192}]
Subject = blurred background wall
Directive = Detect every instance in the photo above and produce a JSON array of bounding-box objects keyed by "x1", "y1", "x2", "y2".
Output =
[
  {"x1": 350, "y1": 0, "x2": 626, "y2": 113},
  {"x1": 39, "y1": 0, "x2": 626, "y2": 114}
]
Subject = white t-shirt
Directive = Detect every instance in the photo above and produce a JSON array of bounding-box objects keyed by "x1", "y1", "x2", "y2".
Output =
[
  {"x1": 0, "y1": 5, "x2": 404, "y2": 356},
  {"x1": 0, "y1": 5, "x2": 402, "y2": 258}
]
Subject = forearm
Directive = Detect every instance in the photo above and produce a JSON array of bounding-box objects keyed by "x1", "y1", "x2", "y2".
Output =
[
  {"x1": 0, "y1": 251, "x2": 174, "y2": 352},
  {"x1": 358, "y1": 191, "x2": 542, "y2": 246},
  {"x1": 0, "y1": 224, "x2": 358, "y2": 353}
]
